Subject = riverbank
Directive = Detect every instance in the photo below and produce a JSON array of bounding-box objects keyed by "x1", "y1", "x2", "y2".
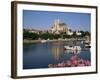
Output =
[
  {"x1": 23, "y1": 38, "x2": 86, "y2": 44},
  {"x1": 24, "y1": 39, "x2": 65, "y2": 44}
]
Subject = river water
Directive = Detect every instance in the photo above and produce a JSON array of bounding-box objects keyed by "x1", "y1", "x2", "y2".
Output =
[{"x1": 23, "y1": 41, "x2": 91, "y2": 69}]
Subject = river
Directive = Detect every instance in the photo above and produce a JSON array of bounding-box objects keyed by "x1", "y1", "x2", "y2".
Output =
[{"x1": 23, "y1": 41, "x2": 91, "y2": 69}]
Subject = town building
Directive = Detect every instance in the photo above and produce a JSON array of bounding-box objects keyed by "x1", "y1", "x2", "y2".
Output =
[{"x1": 51, "y1": 19, "x2": 73, "y2": 35}]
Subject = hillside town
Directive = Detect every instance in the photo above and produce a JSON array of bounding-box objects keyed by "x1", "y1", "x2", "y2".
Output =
[
  {"x1": 23, "y1": 19, "x2": 90, "y2": 42},
  {"x1": 24, "y1": 19, "x2": 82, "y2": 35}
]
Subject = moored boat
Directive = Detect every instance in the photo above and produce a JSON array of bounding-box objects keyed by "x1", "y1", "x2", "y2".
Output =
[
  {"x1": 64, "y1": 45, "x2": 81, "y2": 51},
  {"x1": 84, "y1": 43, "x2": 91, "y2": 48},
  {"x1": 41, "y1": 40, "x2": 47, "y2": 43}
]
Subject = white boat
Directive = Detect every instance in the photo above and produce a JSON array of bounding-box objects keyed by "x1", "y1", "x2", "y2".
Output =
[
  {"x1": 41, "y1": 40, "x2": 47, "y2": 43},
  {"x1": 84, "y1": 43, "x2": 91, "y2": 48},
  {"x1": 65, "y1": 49, "x2": 81, "y2": 54},
  {"x1": 64, "y1": 46, "x2": 81, "y2": 51}
]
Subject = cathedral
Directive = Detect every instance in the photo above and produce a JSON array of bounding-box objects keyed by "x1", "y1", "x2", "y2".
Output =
[{"x1": 51, "y1": 19, "x2": 72, "y2": 35}]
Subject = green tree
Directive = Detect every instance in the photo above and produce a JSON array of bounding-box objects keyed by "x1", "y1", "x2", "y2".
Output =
[{"x1": 23, "y1": 30, "x2": 39, "y2": 40}]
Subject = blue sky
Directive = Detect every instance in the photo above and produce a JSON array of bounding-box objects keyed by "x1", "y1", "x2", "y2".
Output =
[{"x1": 23, "y1": 10, "x2": 91, "y2": 32}]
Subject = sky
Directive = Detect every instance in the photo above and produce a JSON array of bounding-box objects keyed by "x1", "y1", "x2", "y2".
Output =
[{"x1": 23, "y1": 10, "x2": 91, "y2": 32}]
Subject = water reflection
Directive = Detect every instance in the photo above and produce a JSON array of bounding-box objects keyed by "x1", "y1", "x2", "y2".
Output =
[
  {"x1": 23, "y1": 41, "x2": 91, "y2": 69},
  {"x1": 51, "y1": 42, "x2": 82, "y2": 60},
  {"x1": 51, "y1": 46, "x2": 64, "y2": 60}
]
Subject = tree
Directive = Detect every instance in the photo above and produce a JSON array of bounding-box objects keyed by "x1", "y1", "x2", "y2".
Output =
[
  {"x1": 23, "y1": 30, "x2": 39, "y2": 40},
  {"x1": 84, "y1": 31, "x2": 90, "y2": 36},
  {"x1": 72, "y1": 31, "x2": 77, "y2": 38}
]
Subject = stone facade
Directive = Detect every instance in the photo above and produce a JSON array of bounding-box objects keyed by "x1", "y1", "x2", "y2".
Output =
[{"x1": 51, "y1": 19, "x2": 70, "y2": 34}]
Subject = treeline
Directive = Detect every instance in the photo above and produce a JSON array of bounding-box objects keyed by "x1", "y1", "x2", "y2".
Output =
[{"x1": 23, "y1": 30, "x2": 90, "y2": 40}]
